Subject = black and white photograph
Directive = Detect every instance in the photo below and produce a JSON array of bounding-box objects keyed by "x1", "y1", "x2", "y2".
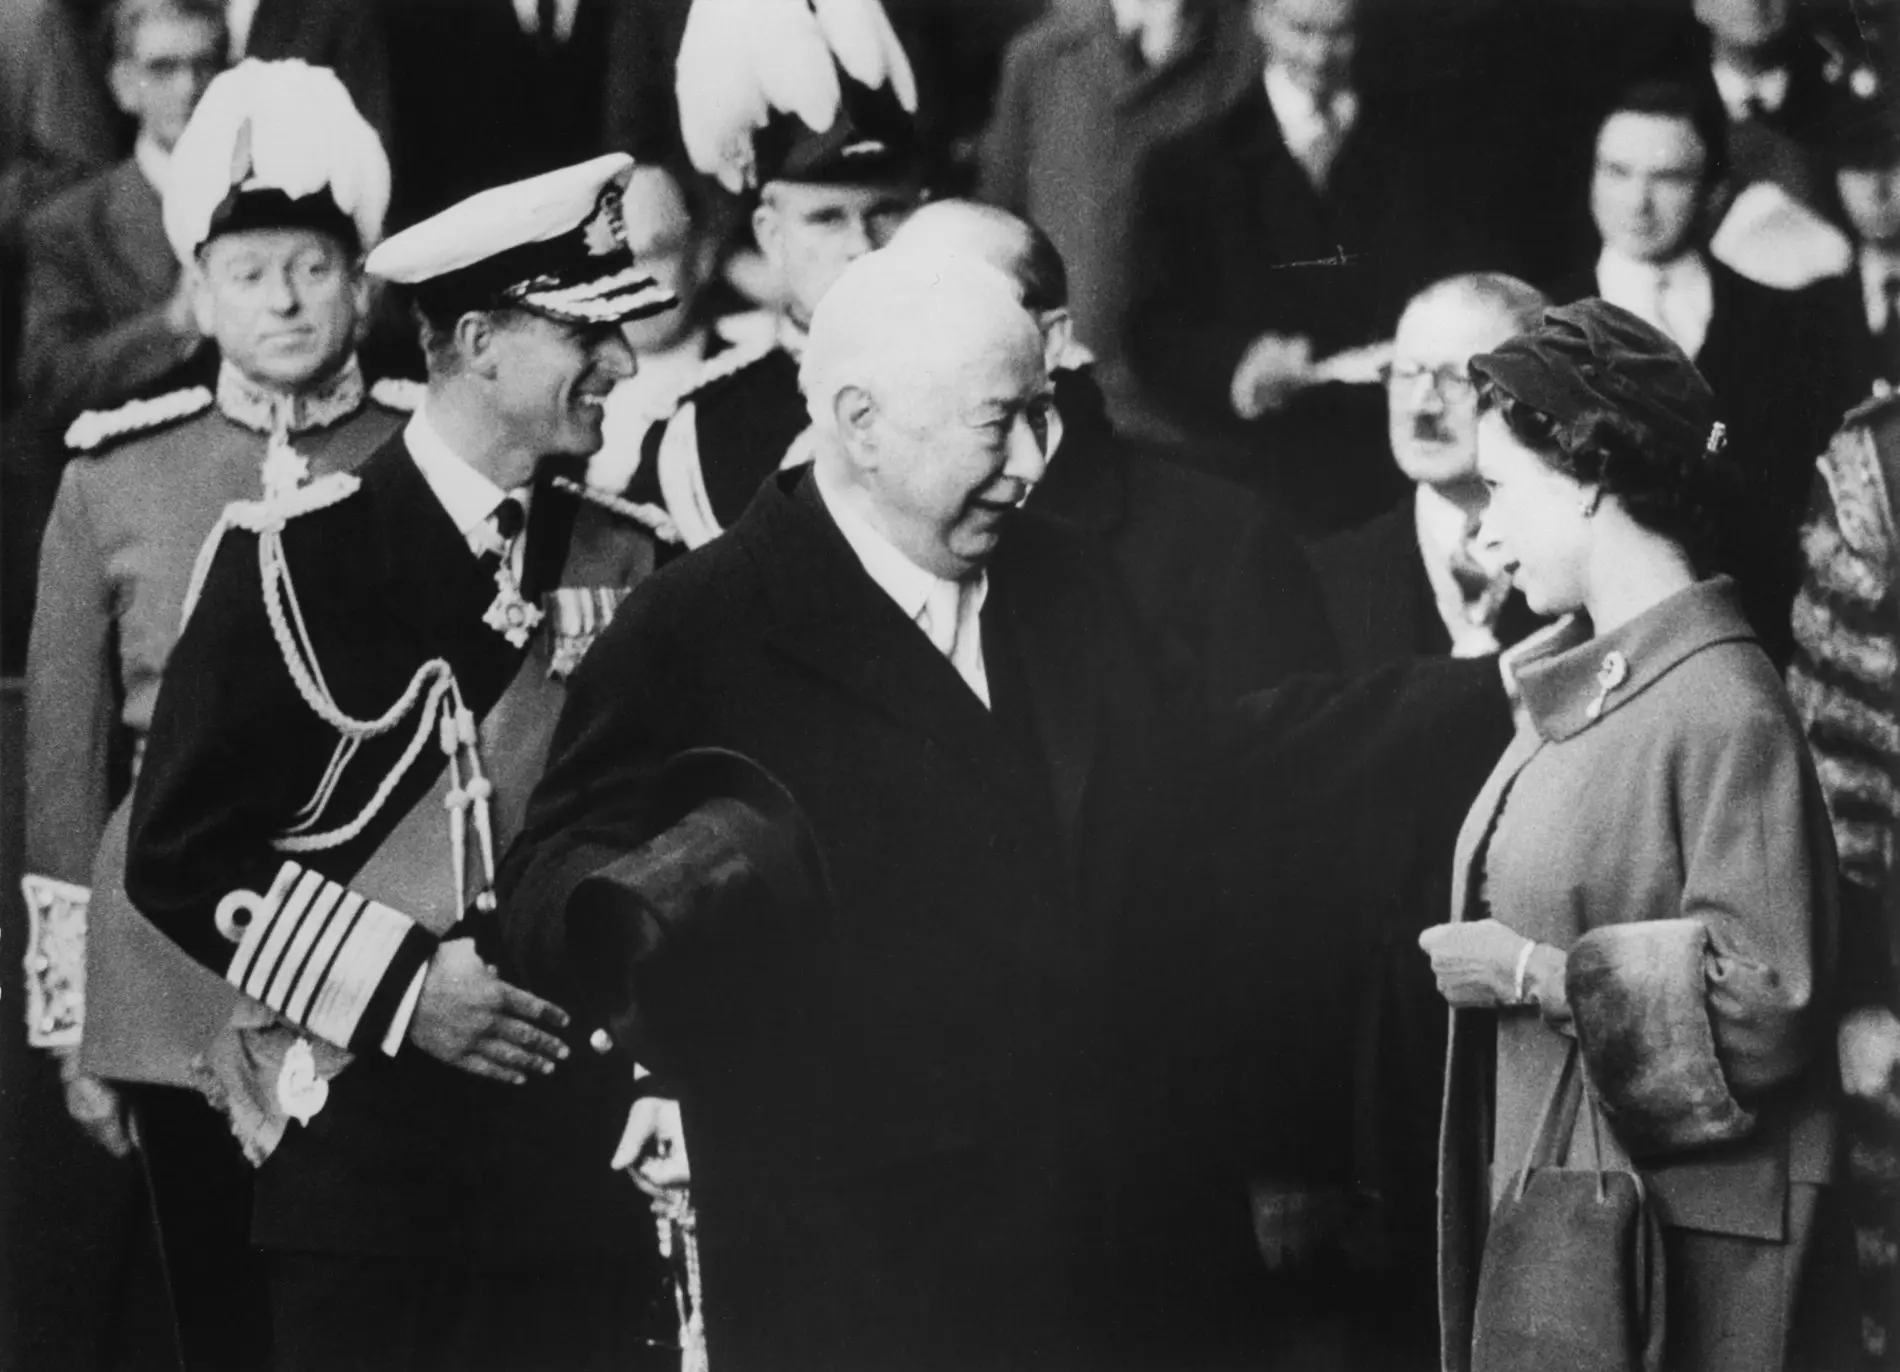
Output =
[{"x1": 0, "y1": 0, "x2": 1896, "y2": 1367}]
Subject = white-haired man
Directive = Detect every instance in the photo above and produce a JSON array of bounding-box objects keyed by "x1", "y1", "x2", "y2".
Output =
[{"x1": 494, "y1": 246, "x2": 1514, "y2": 1371}]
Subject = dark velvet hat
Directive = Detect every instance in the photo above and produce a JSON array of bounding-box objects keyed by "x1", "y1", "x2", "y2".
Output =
[{"x1": 1469, "y1": 299, "x2": 1725, "y2": 465}]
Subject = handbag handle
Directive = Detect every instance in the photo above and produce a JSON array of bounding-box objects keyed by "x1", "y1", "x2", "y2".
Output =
[{"x1": 1511, "y1": 1040, "x2": 1643, "y2": 1203}]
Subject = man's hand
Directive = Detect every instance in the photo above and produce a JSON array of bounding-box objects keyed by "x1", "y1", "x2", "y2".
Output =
[
  {"x1": 1839, "y1": 1007, "x2": 1900, "y2": 1123},
  {"x1": 55, "y1": 1050, "x2": 132, "y2": 1158},
  {"x1": 612, "y1": 1095, "x2": 690, "y2": 1199},
  {"x1": 1230, "y1": 332, "x2": 1317, "y2": 419},
  {"x1": 1419, "y1": 919, "x2": 1541, "y2": 1009},
  {"x1": 407, "y1": 939, "x2": 571, "y2": 1085}
]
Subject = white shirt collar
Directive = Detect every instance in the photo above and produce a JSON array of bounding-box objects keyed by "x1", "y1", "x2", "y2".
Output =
[
  {"x1": 1861, "y1": 245, "x2": 1900, "y2": 335},
  {"x1": 1710, "y1": 58, "x2": 1789, "y2": 121},
  {"x1": 404, "y1": 403, "x2": 521, "y2": 553},
  {"x1": 512, "y1": 0, "x2": 579, "y2": 41},
  {"x1": 1263, "y1": 64, "x2": 1357, "y2": 150},
  {"x1": 1595, "y1": 247, "x2": 1713, "y2": 358},
  {"x1": 133, "y1": 136, "x2": 171, "y2": 197},
  {"x1": 812, "y1": 462, "x2": 948, "y2": 623}
]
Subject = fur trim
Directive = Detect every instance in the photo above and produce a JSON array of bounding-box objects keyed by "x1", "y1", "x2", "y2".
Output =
[
  {"x1": 1567, "y1": 920, "x2": 1755, "y2": 1159},
  {"x1": 1789, "y1": 666, "x2": 1900, "y2": 758},
  {"x1": 1791, "y1": 592, "x2": 1900, "y2": 691},
  {"x1": 1800, "y1": 517, "x2": 1889, "y2": 608}
]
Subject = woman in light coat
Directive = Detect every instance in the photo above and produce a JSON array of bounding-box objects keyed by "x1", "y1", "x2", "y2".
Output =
[{"x1": 1420, "y1": 299, "x2": 1852, "y2": 1372}]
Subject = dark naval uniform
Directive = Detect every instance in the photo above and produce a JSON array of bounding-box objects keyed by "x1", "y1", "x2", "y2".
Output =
[
  {"x1": 124, "y1": 430, "x2": 671, "y2": 1371},
  {"x1": 642, "y1": 324, "x2": 810, "y2": 546}
]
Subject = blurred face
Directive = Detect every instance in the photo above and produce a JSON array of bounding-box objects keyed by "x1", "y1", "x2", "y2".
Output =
[
  {"x1": 194, "y1": 229, "x2": 364, "y2": 390},
  {"x1": 1386, "y1": 296, "x2": 1524, "y2": 489},
  {"x1": 1839, "y1": 162, "x2": 1900, "y2": 248},
  {"x1": 1252, "y1": 0, "x2": 1358, "y2": 99},
  {"x1": 1474, "y1": 410, "x2": 1594, "y2": 616},
  {"x1": 1592, "y1": 111, "x2": 1709, "y2": 264},
  {"x1": 618, "y1": 170, "x2": 707, "y2": 353},
  {"x1": 755, "y1": 180, "x2": 918, "y2": 326},
  {"x1": 856, "y1": 325, "x2": 1059, "y2": 579},
  {"x1": 1692, "y1": 0, "x2": 1791, "y2": 51},
  {"x1": 110, "y1": 12, "x2": 224, "y2": 151},
  {"x1": 487, "y1": 313, "x2": 637, "y2": 460}
]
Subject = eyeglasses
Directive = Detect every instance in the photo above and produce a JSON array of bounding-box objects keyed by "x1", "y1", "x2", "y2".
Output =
[{"x1": 1382, "y1": 362, "x2": 1477, "y2": 401}]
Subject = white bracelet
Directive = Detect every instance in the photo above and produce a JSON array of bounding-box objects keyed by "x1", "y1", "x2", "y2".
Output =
[{"x1": 1512, "y1": 940, "x2": 1538, "y2": 1005}]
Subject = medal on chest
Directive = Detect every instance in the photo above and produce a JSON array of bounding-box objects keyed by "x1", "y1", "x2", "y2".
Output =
[{"x1": 483, "y1": 561, "x2": 544, "y2": 648}]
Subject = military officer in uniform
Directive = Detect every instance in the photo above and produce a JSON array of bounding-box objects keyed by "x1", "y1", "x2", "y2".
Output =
[
  {"x1": 123, "y1": 154, "x2": 683, "y2": 1372},
  {"x1": 646, "y1": 0, "x2": 924, "y2": 547},
  {"x1": 21, "y1": 58, "x2": 395, "y2": 1372}
]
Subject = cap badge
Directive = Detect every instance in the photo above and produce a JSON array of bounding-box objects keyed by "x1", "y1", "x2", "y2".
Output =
[{"x1": 582, "y1": 183, "x2": 629, "y2": 259}]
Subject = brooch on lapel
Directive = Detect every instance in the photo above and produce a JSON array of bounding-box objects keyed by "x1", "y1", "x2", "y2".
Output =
[
  {"x1": 1585, "y1": 650, "x2": 1629, "y2": 720},
  {"x1": 484, "y1": 569, "x2": 545, "y2": 648}
]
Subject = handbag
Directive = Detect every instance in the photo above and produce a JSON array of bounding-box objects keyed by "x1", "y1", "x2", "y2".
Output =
[{"x1": 1470, "y1": 1043, "x2": 1667, "y2": 1372}]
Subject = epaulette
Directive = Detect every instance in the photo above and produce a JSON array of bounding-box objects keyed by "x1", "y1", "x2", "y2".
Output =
[
  {"x1": 1842, "y1": 382, "x2": 1900, "y2": 432},
  {"x1": 65, "y1": 386, "x2": 214, "y2": 453},
  {"x1": 369, "y1": 377, "x2": 426, "y2": 412},
  {"x1": 679, "y1": 334, "x2": 778, "y2": 405}
]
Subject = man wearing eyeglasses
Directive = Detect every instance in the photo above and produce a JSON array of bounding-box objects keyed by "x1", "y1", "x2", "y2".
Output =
[{"x1": 1305, "y1": 270, "x2": 1548, "y2": 1368}]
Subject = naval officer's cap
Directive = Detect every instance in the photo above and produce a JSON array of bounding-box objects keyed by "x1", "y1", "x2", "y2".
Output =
[
  {"x1": 163, "y1": 58, "x2": 390, "y2": 261},
  {"x1": 364, "y1": 154, "x2": 677, "y2": 327},
  {"x1": 675, "y1": 0, "x2": 920, "y2": 194}
]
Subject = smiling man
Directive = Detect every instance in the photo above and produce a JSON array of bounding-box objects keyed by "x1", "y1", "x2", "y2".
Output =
[{"x1": 123, "y1": 153, "x2": 685, "y2": 1371}]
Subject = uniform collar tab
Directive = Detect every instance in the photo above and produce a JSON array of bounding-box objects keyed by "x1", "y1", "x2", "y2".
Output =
[{"x1": 216, "y1": 354, "x2": 365, "y2": 436}]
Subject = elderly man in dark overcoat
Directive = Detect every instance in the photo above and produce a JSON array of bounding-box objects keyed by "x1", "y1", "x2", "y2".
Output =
[{"x1": 493, "y1": 248, "x2": 1511, "y2": 1372}]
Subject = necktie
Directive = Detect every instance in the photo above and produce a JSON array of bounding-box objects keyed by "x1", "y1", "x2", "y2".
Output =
[
  {"x1": 536, "y1": 0, "x2": 561, "y2": 47},
  {"x1": 1298, "y1": 96, "x2": 1344, "y2": 191},
  {"x1": 480, "y1": 495, "x2": 526, "y2": 572},
  {"x1": 917, "y1": 578, "x2": 989, "y2": 706}
]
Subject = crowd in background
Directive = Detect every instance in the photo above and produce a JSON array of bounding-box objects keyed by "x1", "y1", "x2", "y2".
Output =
[{"x1": 2, "y1": 0, "x2": 1898, "y2": 1369}]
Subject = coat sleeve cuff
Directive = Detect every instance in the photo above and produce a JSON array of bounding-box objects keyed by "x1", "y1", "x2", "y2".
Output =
[
  {"x1": 221, "y1": 861, "x2": 437, "y2": 1055},
  {"x1": 1567, "y1": 918, "x2": 1755, "y2": 1158}
]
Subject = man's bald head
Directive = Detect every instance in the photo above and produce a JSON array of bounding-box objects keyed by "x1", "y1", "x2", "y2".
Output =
[
  {"x1": 886, "y1": 200, "x2": 1077, "y2": 373},
  {"x1": 802, "y1": 248, "x2": 1058, "y2": 579}
]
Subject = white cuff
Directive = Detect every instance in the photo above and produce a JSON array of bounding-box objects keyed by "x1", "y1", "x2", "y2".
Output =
[{"x1": 380, "y1": 966, "x2": 429, "y2": 1056}]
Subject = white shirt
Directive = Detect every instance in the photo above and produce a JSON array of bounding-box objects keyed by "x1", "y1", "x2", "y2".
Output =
[
  {"x1": 511, "y1": 0, "x2": 579, "y2": 42},
  {"x1": 1414, "y1": 484, "x2": 1502, "y2": 659},
  {"x1": 1596, "y1": 247, "x2": 1714, "y2": 359},
  {"x1": 1263, "y1": 64, "x2": 1358, "y2": 182},
  {"x1": 133, "y1": 135, "x2": 171, "y2": 197},
  {"x1": 404, "y1": 404, "x2": 528, "y2": 574},
  {"x1": 1711, "y1": 59, "x2": 1789, "y2": 122},
  {"x1": 1861, "y1": 246, "x2": 1900, "y2": 335},
  {"x1": 813, "y1": 464, "x2": 991, "y2": 707}
]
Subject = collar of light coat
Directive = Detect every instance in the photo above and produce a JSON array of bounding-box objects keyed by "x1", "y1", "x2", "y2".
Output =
[{"x1": 1515, "y1": 576, "x2": 1756, "y2": 742}]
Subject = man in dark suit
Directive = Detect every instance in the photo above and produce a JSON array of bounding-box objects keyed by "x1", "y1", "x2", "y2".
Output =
[
  {"x1": 492, "y1": 246, "x2": 1514, "y2": 1371},
  {"x1": 125, "y1": 156, "x2": 682, "y2": 1372},
  {"x1": 1809, "y1": 71, "x2": 1900, "y2": 400},
  {"x1": 243, "y1": 0, "x2": 392, "y2": 145},
  {"x1": 1310, "y1": 271, "x2": 1547, "y2": 1368},
  {"x1": 1126, "y1": 0, "x2": 1491, "y2": 532},
  {"x1": 1566, "y1": 77, "x2": 1857, "y2": 665}
]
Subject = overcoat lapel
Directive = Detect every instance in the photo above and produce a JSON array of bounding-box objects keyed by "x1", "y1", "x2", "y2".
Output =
[{"x1": 750, "y1": 476, "x2": 1003, "y2": 762}]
